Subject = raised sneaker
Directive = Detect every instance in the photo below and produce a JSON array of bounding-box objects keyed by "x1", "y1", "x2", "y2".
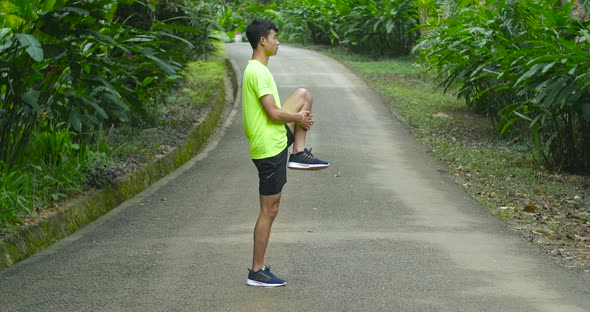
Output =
[{"x1": 288, "y1": 148, "x2": 329, "y2": 170}]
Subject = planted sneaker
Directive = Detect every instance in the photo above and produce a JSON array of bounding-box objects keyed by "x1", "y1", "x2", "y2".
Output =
[
  {"x1": 247, "y1": 265, "x2": 286, "y2": 287},
  {"x1": 288, "y1": 148, "x2": 329, "y2": 170}
]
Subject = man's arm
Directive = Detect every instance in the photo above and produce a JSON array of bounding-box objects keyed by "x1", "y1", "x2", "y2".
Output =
[{"x1": 260, "y1": 94, "x2": 313, "y2": 130}]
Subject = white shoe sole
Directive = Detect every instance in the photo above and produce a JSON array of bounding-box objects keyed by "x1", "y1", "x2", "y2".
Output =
[
  {"x1": 246, "y1": 279, "x2": 286, "y2": 287},
  {"x1": 287, "y1": 162, "x2": 330, "y2": 170}
]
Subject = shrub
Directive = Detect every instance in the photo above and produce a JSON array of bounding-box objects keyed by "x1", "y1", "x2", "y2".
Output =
[
  {"x1": 219, "y1": 0, "x2": 419, "y2": 57},
  {"x1": 0, "y1": 0, "x2": 222, "y2": 230},
  {"x1": 414, "y1": 0, "x2": 590, "y2": 172}
]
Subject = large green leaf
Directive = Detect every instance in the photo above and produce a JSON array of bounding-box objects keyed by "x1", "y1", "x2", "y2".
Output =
[
  {"x1": 515, "y1": 64, "x2": 543, "y2": 86},
  {"x1": 15, "y1": 33, "x2": 43, "y2": 62},
  {"x1": 69, "y1": 111, "x2": 82, "y2": 132},
  {"x1": 0, "y1": 28, "x2": 11, "y2": 39},
  {"x1": 0, "y1": 28, "x2": 14, "y2": 54},
  {"x1": 385, "y1": 19, "x2": 395, "y2": 34},
  {"x1": 42, "y1": 0, "x2": 57, "y2": 12},
  {"x1": 159, "y1": 32, "x2": 194, "y2": 48},
  {"x1": 21, "y1": 89, "x2": 41, "y2": 113},
  {"x1": 81, "y1": 97, "x2": 108, "y2": 119},
  {"x1": 12, "y1": 0, "x2": 35, "y2": 21},
  {"x1": 143, "y1": 53, "x2": 176, "y2": 76}
]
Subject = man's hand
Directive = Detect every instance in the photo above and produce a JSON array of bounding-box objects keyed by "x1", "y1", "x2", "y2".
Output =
[{"x1": 298, "y1": 110, "x2": 314, "y2": 130}]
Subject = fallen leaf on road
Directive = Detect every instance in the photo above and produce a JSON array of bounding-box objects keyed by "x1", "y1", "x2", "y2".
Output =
[
  {"x1": 524, "y1": 204, "x2": 537, "y2": 213},
  {"x1": 532, "y1": 228, "x2": 554, "y2": 235},
  {"x1": 570, "y1": 214, "x2": 585, "y2": 220},
  {"x1": 433, "y1": 112, "x2": 450, "y2": 119}
]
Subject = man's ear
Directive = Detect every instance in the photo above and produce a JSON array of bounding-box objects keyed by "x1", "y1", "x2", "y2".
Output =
[{"x1": 259, "y1": 35, "x2": 267, "y2": 47}]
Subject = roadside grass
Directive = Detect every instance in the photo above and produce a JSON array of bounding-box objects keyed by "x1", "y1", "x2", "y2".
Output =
[
  {"x1": 320, "y1": 48, "x2": 590, "y2": 271},
  {"x1": 94, "y1": 53, "x2": 228, "y2": 185}
]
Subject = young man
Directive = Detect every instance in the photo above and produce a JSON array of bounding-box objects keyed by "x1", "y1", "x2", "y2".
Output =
[{"x1": 242, "y1": 19, "x2": 329, "y2": 287}]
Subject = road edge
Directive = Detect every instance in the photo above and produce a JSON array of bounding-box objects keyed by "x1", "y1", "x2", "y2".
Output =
[{"x1": 0, "y1": 58, "x2": 238, "y2": 272}]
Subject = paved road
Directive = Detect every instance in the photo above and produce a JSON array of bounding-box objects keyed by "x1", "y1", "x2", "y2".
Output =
[{"x1": 1, "y1": 44, "x2": 590, "y2": 312}]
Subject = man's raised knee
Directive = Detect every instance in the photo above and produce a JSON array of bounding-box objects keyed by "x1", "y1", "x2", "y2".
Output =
[{"x1": 296, "y1": 88, "x2": 312, "y2": 106}]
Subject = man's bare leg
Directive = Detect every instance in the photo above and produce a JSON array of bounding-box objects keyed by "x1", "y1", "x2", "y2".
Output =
[
  {"x1": 251, "y1": 192, "x2": 281, "y2": 271},
  {"x1": 283, "y1": 88, "x2": 329, "y2": 170},
  {"x1": 282, "y1": 88, "x2": 313, "y2": 154}
]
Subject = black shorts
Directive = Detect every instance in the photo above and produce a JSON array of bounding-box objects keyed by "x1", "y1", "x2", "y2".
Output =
[{"x1": 252, "y1": 125, "x2": 294, "y2": 195}]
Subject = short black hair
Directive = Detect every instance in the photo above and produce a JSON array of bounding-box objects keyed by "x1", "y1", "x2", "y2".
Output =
[{"x1": 245, "y1": 19, "x2": 278, "y2": 49}]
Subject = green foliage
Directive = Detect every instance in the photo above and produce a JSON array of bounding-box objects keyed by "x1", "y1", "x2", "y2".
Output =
[
  {"x1": 1, "y1": 0, "x2": 184, "y2": 168},
  {"x1": 83, "y1": 150, "x2": 118, "y2": 188},
  {"x1": 0, "y1": 0, "x2": 223, "y2": 230},
  {"x1": 24, "y1": 126, "x2": 87, "y2": 203},
  {"x1": 0, "y1": 163, "x2": 35, "y2": 228},
  {"x1": 1, "y1": 0, "x2": 221, "y2": 167},
  {"x1": 414, "y1": 0, "x2": 590, "y2": 172},
  {"x1": 0, "y1": 125, "x2": 86, "y2": 228},
  {"x1": 119, "y1": 0, "x2": 220, "y2": 59},
  {"x1": 217, "y1": 0, "x2": 279, "y2": 41},
  {"x1": 218, "y1": 0, "x2": 419, "y2": 57}
]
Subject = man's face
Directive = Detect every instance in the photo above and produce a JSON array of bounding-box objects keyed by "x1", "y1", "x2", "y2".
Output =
[{"x1": 262, "y1": 29, "x2": 279, "y2": 56}]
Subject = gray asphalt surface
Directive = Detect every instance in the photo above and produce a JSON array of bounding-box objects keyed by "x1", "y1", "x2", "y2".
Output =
[{"x1": 1, "y1": 44, "x2": 590, "y2": 312}]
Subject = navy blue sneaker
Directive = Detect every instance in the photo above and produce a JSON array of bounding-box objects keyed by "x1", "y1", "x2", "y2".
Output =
[
  {"x1": 247, "y1": 265, "x2": 286, "y2": 287},
  {"x1": 288, "y1": 148, "x2": 329, "y2": 170}
]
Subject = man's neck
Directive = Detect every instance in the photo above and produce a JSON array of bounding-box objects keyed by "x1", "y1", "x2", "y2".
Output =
[{"x1": 251, "y1": 49, "x2": 269, "y2": 66}]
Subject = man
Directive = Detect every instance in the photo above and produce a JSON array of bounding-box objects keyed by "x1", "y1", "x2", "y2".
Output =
[{"x1": 242, "y1": 19, "x2": 329, "y2": 287}]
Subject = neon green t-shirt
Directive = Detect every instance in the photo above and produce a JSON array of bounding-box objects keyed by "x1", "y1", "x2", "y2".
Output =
[{"x1": 242, "y1": 60, "x2": 287, "y2": 159}]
